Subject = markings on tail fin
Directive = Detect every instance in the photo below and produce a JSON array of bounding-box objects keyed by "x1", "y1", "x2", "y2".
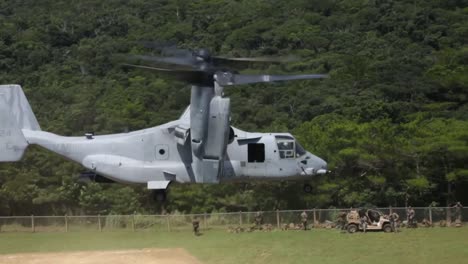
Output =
[{"x1": 0, "y1": 90, "x2": 29, "y2": 161}]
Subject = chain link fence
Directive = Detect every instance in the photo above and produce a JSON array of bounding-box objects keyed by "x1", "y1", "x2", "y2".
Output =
[{"x1": 0, "y1": 207, "x2": 466, "y2": 233}]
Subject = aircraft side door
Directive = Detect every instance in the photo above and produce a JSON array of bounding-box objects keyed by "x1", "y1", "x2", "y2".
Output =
[{"x1": 246, "y1": 142, "x2": 266, "y2": 177}]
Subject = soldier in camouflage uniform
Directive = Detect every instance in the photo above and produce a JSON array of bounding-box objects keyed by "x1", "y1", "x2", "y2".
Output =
[
  {"x1": 454, "y1": 202, "x2": 463, "y2": 226},
  {"x1": 337, "y1": 211, "x2": 347, "y2": 232},
  {"x1": 389, "y1": 211, "x2": 399, "y2": 232},
  {"x1": 407, "y1": 206, "x2": 415, "y2": 228},
  {"x1": 192, "y1": 216, "x2": 200, "y2": 236},
  {"x1": 360, "y1": 214, "x2": 368, "y2": 233},
  {"x1": 454, "y1": 202, "x2": 463, "y2": 221},
  {"x1": 255, "y1": 211, "x2": 263, "y2": 228},
  {"x1": 300, "y1": 211, "x2": 308, "y2": 230}
]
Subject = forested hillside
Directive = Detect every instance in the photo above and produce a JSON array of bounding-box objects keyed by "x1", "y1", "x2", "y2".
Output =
[{"x1": 0, "y1": 0, "x2": 467, "y2": 215}]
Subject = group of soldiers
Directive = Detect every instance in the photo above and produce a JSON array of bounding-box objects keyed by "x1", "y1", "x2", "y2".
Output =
[
  {"x1": 191, "y1": 202, "x2": 464, "y2": 235},
  {"x1": 405, "y1": 202, "x2": 463, "y2": 228},
  {"x1": 191, "y1": 210, "x2": 310, "y2": 236},
  {"x1": 254, "y1": 211, "x2": 309, "y2": 230},
  {"x1": 338, "y1": 202, "x2": 464, "y2": 233},
  {"x1": 249, "y1": 203, "x2": 463, "y2": 234},
  {"x1": 356, "y1": 211, "x2": 400, "y2": 233},
  {"x1": 337, "y1": 208, "x2": 401, "y2": 233}
]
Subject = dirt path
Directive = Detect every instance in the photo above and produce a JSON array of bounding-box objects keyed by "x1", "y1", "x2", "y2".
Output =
[{"x1": 0, "y1": 248, "x2": 202, "y2": 264}]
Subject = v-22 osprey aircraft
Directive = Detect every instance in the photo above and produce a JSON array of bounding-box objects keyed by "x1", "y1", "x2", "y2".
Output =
[{"x1": 0, "y1": 46, "x2": 329, "y2": 201}]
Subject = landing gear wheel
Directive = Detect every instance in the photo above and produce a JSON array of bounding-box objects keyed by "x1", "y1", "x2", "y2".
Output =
[
  {"x1": 303, "y1": 184, "x2": 313, "y2": 193},
  {"x1": 153, "y1": 190, "x2": 167, "y2": 203}
]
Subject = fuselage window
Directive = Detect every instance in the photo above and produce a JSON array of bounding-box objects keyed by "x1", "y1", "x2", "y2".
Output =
[{"x1": 248, "y1": 143, "x2": 265, "y2": 162}]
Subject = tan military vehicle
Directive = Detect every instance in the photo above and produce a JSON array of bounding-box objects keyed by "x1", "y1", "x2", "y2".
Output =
[{"x1": 346, "y1": 209, "x2": 392, "y2": 233}]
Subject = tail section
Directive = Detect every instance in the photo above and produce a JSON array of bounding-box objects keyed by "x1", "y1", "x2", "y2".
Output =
[{"x1": 0, "y1": 84, "x2": 40, "y2": 161}]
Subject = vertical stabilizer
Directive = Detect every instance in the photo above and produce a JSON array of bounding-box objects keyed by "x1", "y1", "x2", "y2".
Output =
[
  {"x1": 0, "y1": 84, "x2": 40, "y2": 131},
  {"x1": 0, "y1": 84, "x2": 39, "y2": 161}
]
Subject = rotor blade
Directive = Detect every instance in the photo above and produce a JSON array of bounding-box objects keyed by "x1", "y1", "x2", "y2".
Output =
[
  {"x1": 126, "y1": 54, "x2": 196, "y2": 68},
  {"x1": 213, "y1": 55, "x2": 298, "y2": 64},
  {"x1": 214, "y1": 72, "x2": 329, "y2": 86},
  {"x1": 121, "y1": 63, "x2": 200, "y2": 72},
  {"x1": 122, "y1": 64, "x2": 207, "y2": 84}
]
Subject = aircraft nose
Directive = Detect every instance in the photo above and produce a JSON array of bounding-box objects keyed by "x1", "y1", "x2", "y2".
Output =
[
  {"x1": 310, "y1": 154, "x2": 327, "y2": 172},
  {"x1": 301, "y1": 152, "x2": 328, "y2": 175}
]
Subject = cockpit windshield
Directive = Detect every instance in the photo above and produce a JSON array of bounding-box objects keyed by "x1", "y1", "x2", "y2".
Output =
[
  {"x1": 295, "y1": 141, "x2": 306, "y2": 157},
  {"x1": 275, "y1": 136, "x2": 307, "y2": 159}
]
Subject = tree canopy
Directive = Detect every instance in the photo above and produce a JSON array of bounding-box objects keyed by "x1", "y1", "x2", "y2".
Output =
[{"x1": 0, "y1": 0, "x2": 467, "y2": 215}]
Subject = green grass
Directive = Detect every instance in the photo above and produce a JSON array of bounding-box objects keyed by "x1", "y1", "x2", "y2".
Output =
[{"x1": 1, "y1": 228, "x2": 468, "y2": 264}]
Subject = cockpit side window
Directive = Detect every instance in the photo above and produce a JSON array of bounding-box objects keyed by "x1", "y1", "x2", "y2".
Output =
[
  {"x1": 275, "y1": 136, "x2": 295, "y2": 159},
  {"x1": 275, "y1": 136, "x2": 307, "y2": 159}
]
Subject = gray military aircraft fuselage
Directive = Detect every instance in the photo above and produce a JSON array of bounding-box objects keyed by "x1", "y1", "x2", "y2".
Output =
[
  {"x1": 23, "y1": 118, "x2": 327, "y2": 185},
  {"x1": 1, "y1": 49, "x2": 329, "y2": 200},
  {"x1": 1, "y1": 83, "x2": 327, "y2": 199},
  {"x1": 29, "y1": 118, "x2": 327, "y2": 180}
]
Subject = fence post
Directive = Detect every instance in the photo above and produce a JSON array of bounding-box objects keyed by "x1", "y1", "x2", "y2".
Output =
[
  {"x1": 166, "y1": 215, "x2": 171, "y2": 232},
  {"x1": 389, "y1": 206, "x2": 393, "y2": 214},
  {"x1": 132, "y1": 214, "x2": 135, "y2": 232},
  {"x1": 65, "y1": 214, "x2": 68, "y2": 233},
  {"x1": 313, "y1": 209, "x2": 317, "y2": 224},
  {"x1": 203, "y1": 212, "x2": 207, "y2": 229},
  {"x1": 239, "y1": 211, "x2": 242, "y2": 226},
  {"x1": 276, "y1": 210, "x2": 280, "y2": 229},
  {"x1": 31, "y1": 215, "x2": 35, "y2": 233},
  {"x1": 446, "y1": 207, "x2": 451, "y2": 227},
  {"x1": 98, "y1": 214, "x2": 102, "y2": 232},
  {"x1": 429, "y1": 207, "x2": 433, "y2": 225}
]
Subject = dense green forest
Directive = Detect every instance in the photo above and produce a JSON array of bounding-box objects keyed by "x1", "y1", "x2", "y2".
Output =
[{"x1": 0, "y1": 0, "x2": 467, "y2": 216}]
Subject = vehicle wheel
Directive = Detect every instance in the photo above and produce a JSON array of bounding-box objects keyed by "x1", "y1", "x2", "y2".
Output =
[
  {"x1": 347, "y1": 224, "x2": 358, "y2": 233},
  {"x1": 383, "y1": 223, "x2": 392, "y2": 233},
  {"x1": 303, "y1": 184, "x2": 313, "y2": 193}
]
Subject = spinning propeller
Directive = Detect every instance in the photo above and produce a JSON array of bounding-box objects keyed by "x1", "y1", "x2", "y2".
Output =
[{"x1": 121, "y1": 43, "x2": 329, "y2": 86}]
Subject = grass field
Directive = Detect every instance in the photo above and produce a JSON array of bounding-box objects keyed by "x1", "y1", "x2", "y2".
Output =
[{"x1": 1, "y1": 228, "x2": 467, "y2": 264}]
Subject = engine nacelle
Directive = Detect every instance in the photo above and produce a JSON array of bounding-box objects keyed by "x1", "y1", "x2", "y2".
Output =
[{"x1": 203, "y1": 96, "x2": 230, "y2": 160}]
